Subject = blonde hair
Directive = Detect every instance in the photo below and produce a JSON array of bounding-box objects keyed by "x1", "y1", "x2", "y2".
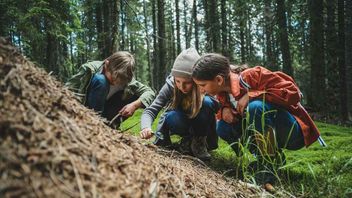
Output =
[
  {"x1": 171, "y1": 80, "x2": 203, "y2": 118},
  {"x1": 106, "y1": 51, "x2": 135, "y2": 83}
]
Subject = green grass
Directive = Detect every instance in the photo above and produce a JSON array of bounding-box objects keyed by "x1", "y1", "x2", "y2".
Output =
[{"x1": 122, "y1": 110, "x2": 352, "y2": 197}]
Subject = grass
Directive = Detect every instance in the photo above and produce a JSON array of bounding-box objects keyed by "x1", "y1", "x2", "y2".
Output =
[{"x1": 121, "y1": 109, "x2": 352, "y2": 197}]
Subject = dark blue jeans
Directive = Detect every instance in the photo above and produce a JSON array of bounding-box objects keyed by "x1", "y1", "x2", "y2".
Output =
[
  {"x1": 157, "y1": 95, "x2": 219, "y2": 149},
  {"x1": 216, "y1": 99, "x2": 305, "y2": 151},
  {"x1": 86, "y1": 73, "x2": 138, "y2": 123}
]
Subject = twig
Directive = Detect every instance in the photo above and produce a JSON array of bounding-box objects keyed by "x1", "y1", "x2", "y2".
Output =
[{"x1": 68, "y1": 155, "x2": 86, "y2": 198}]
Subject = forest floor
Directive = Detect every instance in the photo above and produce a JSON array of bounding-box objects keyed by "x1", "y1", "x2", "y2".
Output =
[
  {"x1": 122, "y1": 110, "x2": 352, "y2": 198},
  {"x1": 0, "y1": 38, "x2": 271, "y2": 197}
]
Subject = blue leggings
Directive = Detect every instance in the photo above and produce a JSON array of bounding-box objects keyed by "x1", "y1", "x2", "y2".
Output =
[{"x1": 217, "y1": 100, "x2": 305, "y2": 151}]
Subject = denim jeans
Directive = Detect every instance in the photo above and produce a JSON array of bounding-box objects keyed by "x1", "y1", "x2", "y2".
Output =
[
  {"x1": 156, "y1": 95, "x2": 219, "y2": 149},
  {"x1": 86, "y1": 73, "x2": 138, "y2": 124},
  {"x1": 216, "y1": 99, "x2": 305, "y2": 151}
]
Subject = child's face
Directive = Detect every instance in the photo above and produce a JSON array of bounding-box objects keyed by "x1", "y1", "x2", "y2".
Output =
[
  {"x1": 193, "y1": 76, "x2": 223, "y2": 96},
  {"x1": 174, "y1": 76, "x2": 193, "y2": 94}
]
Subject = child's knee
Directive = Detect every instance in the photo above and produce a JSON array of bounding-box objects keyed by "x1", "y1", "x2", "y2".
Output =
[
  {"x1": 91, "y1": 74, "x2": 109, "y2": 88},
  {"x1": 248, "y1": 100, "x2": 265, "y2": 114},
  {"x1": 165, "y1": 111, "x2": 186, "y2": 126},
  {"x1": 202, "y1": 95, "x2": 220, "y2": 112}
]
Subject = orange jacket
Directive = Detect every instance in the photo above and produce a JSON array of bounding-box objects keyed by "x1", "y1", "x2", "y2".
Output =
[{"x1": 217, "y1": 66, "x2": 320, "y2": 147}]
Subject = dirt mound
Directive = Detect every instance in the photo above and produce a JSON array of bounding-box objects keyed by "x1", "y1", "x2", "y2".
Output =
[{"x1": 0, "y1": 38, "x2": 266, "y2": 197}]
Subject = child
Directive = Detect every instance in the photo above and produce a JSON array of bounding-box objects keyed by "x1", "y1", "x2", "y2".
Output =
[
  {"x1": 140, "y1": 48, "x2": 219, "y2": 160},
  {"x1": 192, "y1": 53, "x2": 323, "y2": 191},
  {"x1": 66, "y1": 51, "x2": 155, "y2": 127}
]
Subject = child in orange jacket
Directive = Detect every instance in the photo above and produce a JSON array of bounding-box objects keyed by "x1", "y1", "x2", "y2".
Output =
[{"x1": 192, "y1": 53, "x2": 324, "y2": 191}]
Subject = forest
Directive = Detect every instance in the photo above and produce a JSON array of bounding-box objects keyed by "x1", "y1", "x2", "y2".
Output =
[
  {"x1": 1, "y1": 0, "x2": 352, "y2": 197},
  {"x1": 1, "y1": 0, "x2": 352, "y2": 121}
]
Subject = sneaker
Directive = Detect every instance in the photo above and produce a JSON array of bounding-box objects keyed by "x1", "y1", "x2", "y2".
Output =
[{"x1": 191, "y1": 136, "x2": 211, "y2": 161}]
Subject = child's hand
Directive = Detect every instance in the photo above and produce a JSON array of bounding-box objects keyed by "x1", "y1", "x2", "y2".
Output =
[
  {"x1": 140, "y1": 128, "x2": 154, "y2": 139},
  {"x1": 119, "y1": 103, "x2": 137, "y2": 117},
  {"x1": 237, "y1": 93, "x2": 249, "y2": 115},
  {"x1": 222, "y1": 107, "x2": 237, "y2": 124}
]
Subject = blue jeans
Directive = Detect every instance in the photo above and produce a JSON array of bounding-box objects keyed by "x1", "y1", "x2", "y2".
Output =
[
  {"x1": 156, "y1": 96, "x2": 219, "y2": 149},
  {"x1": 86, "y1": 73, "x2": 138, "y2": 123},
  {"x1": 217, "y1": 99, "x2": 304, "y2": 151}
]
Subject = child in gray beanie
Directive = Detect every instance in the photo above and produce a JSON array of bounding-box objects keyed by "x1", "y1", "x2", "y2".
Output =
[{"x1": 140, "y1": 48, "x2": 219, "y2": 160}]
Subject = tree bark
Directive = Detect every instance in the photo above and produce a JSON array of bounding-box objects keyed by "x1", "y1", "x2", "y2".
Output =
[
  {"x1": 157, "y1": 0, "x2": 166, "y2": 90},
  {"x1": 175, "y1": 0, "x2": 181, "y2": 54},
  {"x1": 277, "y1": 0, "x2": 293, "y2": 76},
  {"x1": 345, "y1": 0, "x2": 352, "y2": 118},
  {"x1": 308, "y1": 0, "x2": 325, "y2": 110},
  {"x1": 192, "y1": 0, "x2": 199, "y2": 51}
]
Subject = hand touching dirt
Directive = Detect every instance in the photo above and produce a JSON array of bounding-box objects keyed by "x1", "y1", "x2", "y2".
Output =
[{"x1": 140, "y1": 128, "x2": 154, "y2": 139}]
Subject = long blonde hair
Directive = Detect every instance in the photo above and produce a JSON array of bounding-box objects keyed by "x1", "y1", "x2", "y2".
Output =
[{"x1": 171, "y1": 80, "x2": 203, "y2": 118}]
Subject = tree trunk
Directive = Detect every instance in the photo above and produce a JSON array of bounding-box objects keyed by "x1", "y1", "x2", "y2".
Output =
[
  {"x1": 345, "y1": 0, "x2": 352, "y2": 119},
  {"x1": 264, "y1": 0, "x2": 275, "y2": 70},
  {"x1": 111, "y1": 0, "x2": 119, "y2": 53},
  {"x1": 175, "y1": 0, "x2": 181, "y2": 54},
  {"x1": 192, "y1": 0, "x2": 199, "y2": 51},
  {"x1": 95, "y1": 0, "x2": 104, "y2": 59},
  {"x1": 338, "y1": 0, "x2": 348, "y2": 120},
  {"x1": 157, "y1": 0, "x2": 166, "y2": 90},
  {"x1": 183, "y1": 0, "x2": 189, "y2": 48},
  {"x1": 309, "y1": 0, "x2": 325, "y2": 111},
  {"x1": 209, "y1": 0, "x2": 220, "y2": 52},
  {"x1": 221, "y1": 0, "x2": 228, "y2": 56},
  {"x1": 103, "y1": 0, "x2": 111, "y2": 57},
  {"x1": 143, "y1": 0, "x2": 153, "y2": 86},
  {"x1": 277, "y1": 0, "x2": 293, "y2": 76},
  {"x1": 152, "y1": 0, "x2": 158, "y2": 88},
  {"x1": 326, "y1": 0, "x2": 339, "y2": 114}
]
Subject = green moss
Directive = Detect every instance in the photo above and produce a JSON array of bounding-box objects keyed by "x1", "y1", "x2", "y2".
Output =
[{"x1": 122, "y1": 111, "x2": 352, "y2": 197}]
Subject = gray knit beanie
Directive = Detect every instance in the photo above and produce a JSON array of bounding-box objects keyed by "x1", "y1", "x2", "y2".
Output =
[{"x1": 171, "y1": 48, "x2": 200, "y2": 78}]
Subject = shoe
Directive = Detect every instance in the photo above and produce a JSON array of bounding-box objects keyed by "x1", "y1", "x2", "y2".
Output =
[
  {"x1": 178, "y1": 136, "x2": 192, "y2": 154},
  {"x1": 153, "y1": 131, "x2": 172, "y2": 147},
  {"x1": 191, "y1": 136, "x2": 211, "y2": 161}
]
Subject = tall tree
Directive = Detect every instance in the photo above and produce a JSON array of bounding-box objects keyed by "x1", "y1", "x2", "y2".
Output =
[
  {"x1": 175, "y1": 0, "x2": 181, "y2": 54},
  {"x1": 338, "y1": 0, "x2": 348, "y2": 120},
  {"x1": 326, "y1": 0, "x2": 339, "y2": 114},
  {"x1": 220, "y1": 0, "x2": 228, "y2": 56},
  {"x1": 192, "y1": 0, "x2": 199, "y2": 51},
  {"x1": 309, "y1": 0, "x2": 325, "y2": 110},
  {"x1": 157, "y1": 0, "x2": 166, "y2": 89},
  {"x1": 277, "y1": 0, "x2": 293, "y2": 76},
  {"x1": 346, "y1": 0, "x2": 352, "y2": 118},
  {"x1": 264, "y1": 0, "x2": 276, "y2": 70}
]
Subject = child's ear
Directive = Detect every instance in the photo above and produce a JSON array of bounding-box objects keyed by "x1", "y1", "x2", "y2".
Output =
[{"x1": 215, "y1": 75, "x2": 224, "y2": 86}]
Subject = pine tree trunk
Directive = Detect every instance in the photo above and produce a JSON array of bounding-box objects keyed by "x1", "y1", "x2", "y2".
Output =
[
  {"x1": 111, "y1": 0, "x2": 119, "y2": 53},
  {"x1": 326, "y1": 0, "x2": 339, "y2": 114},
  {"x1": 202, "y1": 0, "x2": 211, "y2": 51},
  {"x1": 152, "y1": 0, "x2": 158, "y2": 89},
  {"x1": 103, "y1": 0, "x2": 111, "y2": 57},
  {"x1": 338, "y1": 0, "x2": 348, "y2": 120},
  {"x1": 157, "y1": 0, "x2": 166, "y2": 90},
  {"x1": 345, "y1": 0, "x2": 352, "y2": 119},
  {"x1": 264, "y1": 0, "x2": 275, "y2": 70},
  {"x1": 143, "y1": 0, "x2": 153, "y2": 86},
  {"x1": 95, "y1": 0, "x2": 104, "y2": 59},
  {"x1": 209, "y1": 0, "x2": 220, "y2": 52},
  {"x1": 183, "y1": 0, "x2": 189, "y2": 49},
  {"x1": 309, "y1": 0, "x2": 325, "y2": 111},
  {"x1": 221, "y1": 0, "x2": 228, "y2": 56},
  {"x1": 277, "y1": 0, "x2": 293, "y2": 76},
  {"x1": 192, "y1": 0, "x2": 199, "y2": 51},
  {"x1": 175, "y1": 0, "x2": 181, "y2": 54}
]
